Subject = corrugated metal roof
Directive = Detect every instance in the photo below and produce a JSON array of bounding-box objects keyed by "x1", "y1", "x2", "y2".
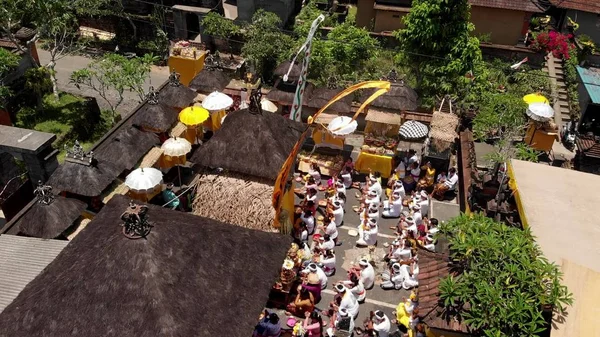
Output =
[
  {"x1": 577, "y1": 66, "x2": 600, "y2": 104},
  {"x1": 0, "y1": 235, "x2": 67, "y2": 313}
]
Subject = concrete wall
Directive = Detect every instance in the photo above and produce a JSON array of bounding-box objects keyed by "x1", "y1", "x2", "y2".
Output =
[
  {"x1": 567, "y1": 9, "x2": 600, "y2": 45},
  {"x1": 373, "y1": 9, "x2": 407, "y2": 32},
  {"x1": 471, "y1": 6, "x2": 528, "y2": 45},
  {"x1": 237, "y1": 0, "x2": 296, "y2": 25}
]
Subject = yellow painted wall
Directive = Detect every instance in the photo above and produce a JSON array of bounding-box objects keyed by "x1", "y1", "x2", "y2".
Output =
[
  {"x1": 471, "y1": 7, "x2": 526, "y2": 45},
  {"x1": 168, "y1": 52, "x2": 206, "y2": 86},
  {"x1": 373, "y1": 9, "x2": 407, "y2": 32}
]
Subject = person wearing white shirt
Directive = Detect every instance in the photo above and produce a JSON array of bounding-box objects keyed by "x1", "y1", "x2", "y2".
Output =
[
  {"x1": 411, "y1": 204, "x2": 423, "y2": 226},
  {"x1": 418, "y1": 190, "x2": 429, "y2": 217},
  {"x1": 341, "y1": 168, "x2": 353, "y2": 189},
  {"x1": 304, "y1": 262, "x2": 328, "y2": 289},
  {"x1": 406, "y1": 150, "x2": 419, "y2": 167},
  {"x1": 330, "y1": 200, "x2": 344, "y2": 227},
  {"x1": 356, "y1": 218, "x2": 378, "y2": 247},
  {"x1": 356, "y1": 258, "x2": 375, "y2": 289},
  {"x1": 368, "y1": 175, "x2": 383, "y2": 199},
  {"x1": 319, "y1": 250, "x2": 336, "y2": 276},
  {"x1": 319, "y1": 234, "x2": 335, "y2": 251},
  {"x1": 373, "y1": 311, "x2": 391, "y2": 337},
  {"x1": 327, "y1": 308, "x2": 354, "y2": 337},
  {"x1": 433, "y1": 167, "x2": 459, "y2": 199},
  {"x1": 321, "y1": 217, "x2": 340, "y2": 246},
  {"x1": 395, "y1": 161, "x2": 406, "y2": 179},
  {"x1": 341, "y1": 272, "x2": 366, "y2": 302},
  {"x1": 400, "y1": 259, "x2": 419, "y2": 290},
  {"x1": 360, "y1": 203, "x2": 380, "y2": 223},
  {"x1": 383, "y1": 191, "x2": 403, "y2": 218},
  {"x1": 364, "y1": 190, "x2": 380, "y2": 209},
  {"x1": 403, "y1": 217, "x2": 418, "y2": 238},
  {"x1": 334, "y1": 284, "x2": 359, "y2": 319},
  {"x1": 390, "y1": 240, "x2": 412, "y2": 264},
  {"x1": 335, "y1": 180, "x2": 346, "y2": 198},
  {"x1": 393, "y1": 179, "x2": 406, "y2": 199},
  {"x1": 300, "y1": 210, "x2": 315, "y2": 234},
  {"x1": 381, "y1": 263, "x2": 404, "y2": 290}
]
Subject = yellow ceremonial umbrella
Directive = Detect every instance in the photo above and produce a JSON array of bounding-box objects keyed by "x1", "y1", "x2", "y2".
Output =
[
  {"x1": 523, "y1": 93, "x2": 549, "y2": 105},
  {"x1": 179, "y1": 106, "x2": 209, "y2": 144},
  {"x1": 179, "y1": 106, "x2": 210, "y2": 126}
]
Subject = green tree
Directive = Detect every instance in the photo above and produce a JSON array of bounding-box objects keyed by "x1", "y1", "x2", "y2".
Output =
[
  {"x1": 0, "y1": 47, "x2": 20, "y2": 109},
  {"x1": 394, "y1": 0, "x2": 481, "y2": 97},
  {"x1": 70, "y1": 53, "x2": 154, "y2": 122},
  {"x1": 242, "y1": 10, "x2": 294, "y2": 79},
  {"x1": 438, "y1": 213, "x2": 573, "y2": 336}
]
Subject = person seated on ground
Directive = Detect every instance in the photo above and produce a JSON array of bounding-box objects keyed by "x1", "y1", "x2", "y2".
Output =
[
  {"x1": 350, "y1": 258, "x2": 375, "y2": 290},
  {"x1": 417, "y1": 161, "x2": 436, "y2": 190},
  {"x1": 327, "y1": 200, "x2": 344, "y2": 227},
  {"x1": 305, "y1": 188, "x2": 319, "y2": 206},
  {"x1": 304, "y1": 261, "x2": 328, "y2": 290},
  {"x1": 400, "y1": 255, "x2": 419, "y2": 290},
  {"x1": 294, "y1": 221, "x2": 309, "y2": 244},
  {"x1": 386, "y1": 239, "x2": 412, "y2": 265},
  {"x1": 253, "y1": 310, "x2": 282, "y2": 337},
  {"x1": 417, "y1": 190, "x2": 429, "y2": 217},
  {"x1": 436, "y1": 171, "x2": 447, "y2": 185},
  {"x1": 343, "y1": 157, "x2": 355, "y2": 173},
  {"x1": 373, "y1": 310, "x2": 391, "y2": 337},
  {"x1": 406, "y1": 149, "x2": 419, "y2": 167},
  {"x1": 341, "y1": 167, "x2": 353, "y2": 189},
  {"x1": 303, "y1": 310, "x2": 324, "y2": 337},
  {"x1": 358, "y1": 171, "x2": 382, "y2": 197},
  {"x1": 162, "y1": 183, "x2": 182, "y2": 210},
  {"x1": 411, "y1": 204, "x2": 423, "y2": 226},
  {"x1": 300, "y1": 210, "x2": 316, "y2": 234},
  {"x1": 287, "y1": 286, "x2": 315, "y2": 317},
  {"x1": 296, "y1": 176, "x2": 318, "y2": 195},
  {"x1": 395, "y1": 160, "x2": 406, "y2": 179},
  {"x1": 339, "y1": 272, "x2": 366, "y2": 303},
  {"x1": 335, "y1": 180, "x2": 346, "y2": 198},
  {"x1": 428, "y1": 218, "x2": 440, "y2": 235},
  {"x1": 359, "y1": 202, "x2": 380, "y2": 223},
  {"x1": 420, "y1": 233, "x2": 436, "y2": 251},
  {"x1": 326, "y1": 308, "x2": 355, "y2": 337},
  {"x1": 333, "y1": 284, "x2": 360, "y2": 319},
  {"x1": 334, "y1": 192, "x2": 346, "y2": 209},
  {"x1": 394, "y1": 291, "x2": 418, "y2": 328},
  {"x1": 363, "y1": 189, "x2": 381, "y2": 209},
  {"x1": 316, "y1": 234, "x2": 335, "y2": 253},
  {"x1": 402, "y1": 163, "x2": 419, "y2": 195},
  {"x1": 356, "y1": 217, "x2": 378, "y2": 247},
  {"x1": 304, "y1": 200, "x2": 317, "y2": 217},
  {"x1": 383, "y1": 191, "x2": 404, "y2": 218},
  {"x1": 320, "y1": 216, "x2": 341, "y2": 246},
  {"x1": 380, "y1": 262, "x2": 404, "y2": 290},
  {"x1": 399, "y1": 216, "x2": 418, "y2": 239},
  {"x1": 432, "y1": 167, "x2": 459, "y2": 199},
  {"x1": 305, "y1": 163, "x2": 322, "y2": 186},
  {"x1": 318, "y1": 249, "x2": 336, "y2": 276}
]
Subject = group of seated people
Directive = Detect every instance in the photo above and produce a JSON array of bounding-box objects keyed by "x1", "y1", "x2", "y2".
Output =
[{"x1": 394, "y1": 150, "x2": 459, "y2": 201}]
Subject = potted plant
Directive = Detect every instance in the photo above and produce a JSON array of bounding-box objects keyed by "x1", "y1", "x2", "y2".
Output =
[{"x1": 201, "y1": 12, "x2": 241, "y2": 52}]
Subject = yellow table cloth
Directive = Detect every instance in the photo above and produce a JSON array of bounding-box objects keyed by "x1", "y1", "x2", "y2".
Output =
[
  {"x1": 312, "y1": 128, "x2": 344, "y2": 149},
  {"x1": 355, "y1": 151, "x2": 394, "y2": 178}
]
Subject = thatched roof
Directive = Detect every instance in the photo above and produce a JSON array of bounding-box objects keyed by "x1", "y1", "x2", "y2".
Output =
[
  {"x1": 362, "y1": 82, "x2": 418, "y2": 111},
  {"x1": 429, "y1": 111, "x2": 459, "y2": 143},
  {"x1": 274, "y1": 60, "x2": 301, "y2": 81},
  {"x1": 305, "y1": 87, "x2": 353, "y2": 113},
  {"x1": 190, "y1": 108, "x2": 307, "y2": 181},
  {"x1": 193, "y1": 173, "x2": 276, "y2": 231},
  {"x1": 365, "y1": 109, "x2": 403, "y2": 125},
  {"x1": 94, "y1": 126, "x2": 160, "y2": 171},
  {"x1": 158, "y1": 82, "x2": 197, "y2": 109},
  {"x1": 266, "y1": 79, "x2": 314, "y2": 105},
  {"x1": 16, "y1": 196, "x2": 86, "y2": 239},
  {"x1": 47, "y1": 159, "x2": 122, "y2": 197},
  {"x1": 188, "y1": 68, "x2": 231, "y2": 93},
  {"x1": 0, "y1": 195, "x2": 292, "y2": 337},
  {"x1": 132, "y1": 101, "x2": 177, "y2": 133}
]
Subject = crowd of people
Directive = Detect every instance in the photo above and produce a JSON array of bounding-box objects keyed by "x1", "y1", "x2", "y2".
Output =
[{"x1": 255, "y1": 151, "x2": 454, "y2": 337}]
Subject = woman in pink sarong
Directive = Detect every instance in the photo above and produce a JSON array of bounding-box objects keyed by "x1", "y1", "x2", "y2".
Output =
[{"x1": 301, "y1": 271, "x2": 322, "y2": 304}]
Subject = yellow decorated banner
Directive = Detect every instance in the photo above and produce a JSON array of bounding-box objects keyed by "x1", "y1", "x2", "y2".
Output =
[
  {"x1": 507, "y1": 161, "x2": 528, "y2": 228},
  {"x1": 272, "y1": 81, "x2": 391, "y2": 228}
]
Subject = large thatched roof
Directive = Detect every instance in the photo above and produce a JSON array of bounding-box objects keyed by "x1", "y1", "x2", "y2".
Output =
[
  {"x1": 94, "y1": 126, "x2": 159, "y2": 171},
  {"x1": 273, "y1": 60, "x2": 301, "y2": 81},
  {"x1": 193, "y1": 172, "x2": 276, "y2": 231},
  {"x1": 16, "y1": 196, "x2": 86, "y2": 239},
  {"x1": 362, "y1": 82, "x2": 418, "y2": 111},
  {"x1": 158, "y1": 82, "x2": 197, "y2": 109},
  {"x1": 0, "y1": 195, "x2": 291, "y2": 337},
  {"x1": 188, "y1": 68, "x2": 231, "y2": 93},
  {"x1": 305, "y1": 87, "x2": 353, "y2": 113},
  {"x1": 190, "y1": 109, "x2": 307, "y2": 181},
  {"x1": 266, "y1": 79, "x2": 314, "y2": 105},
  {"x1": 132, "y1": 101, "x2": 177, "y2": 133},
  {"x1": 47, "y1": 159, "x2": 122, "y2": 197}
]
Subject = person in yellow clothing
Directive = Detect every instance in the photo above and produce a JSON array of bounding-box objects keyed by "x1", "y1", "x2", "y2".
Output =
[
  {"x1": 394, "y1": 291, "x2": 418, "y2": 329},
  {"x1": 417, "y1": 162, "x2": 436, "y2": 191}
]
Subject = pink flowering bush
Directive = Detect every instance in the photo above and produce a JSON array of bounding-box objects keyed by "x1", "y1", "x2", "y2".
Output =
[{"x1": 532, "y1": 31, "x2": 575, "y2": 60}]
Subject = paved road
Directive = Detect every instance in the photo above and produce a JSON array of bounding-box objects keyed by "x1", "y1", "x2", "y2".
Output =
[{"x1": 37, "y1": 47, "x2": 170, "y2": 117}]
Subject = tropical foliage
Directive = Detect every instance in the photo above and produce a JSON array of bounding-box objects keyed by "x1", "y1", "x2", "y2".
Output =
[
  {"x1": 0, "y1": 48, "x2": 20, "y2": 108},
  {"x1": 201, "y1": 12, "x2": 241, "y2": 39},
  {"x1": 394, "y1": 0, "x2": 482, "y2": 98},
  {"x1": 438, "y1": 213, "x2": 573, "y2": 336}
]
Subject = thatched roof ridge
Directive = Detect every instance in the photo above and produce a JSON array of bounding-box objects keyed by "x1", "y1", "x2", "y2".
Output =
[
  {"x1": 190, "y1": 108, "x2": 307, "y2": 181},
  {"x1": 189, "y1": 68, "x2": 231, "y2": 93},
  {"x1": 305, "y1": 87, "x2": 352, "y2": 113},
  {"x1": 266, "y1": 79, "x2": 314, "y2": 105},
  {"x1": 47, "y1": 159, "x2": 122, "y2": 197},
  {"x1": 429, "y1": 111, "x2": 459, "y2": 143},
  {"x1": 193, "y1": 172, "x2": 276, "y2": 232},
  {"x1": 94, "y1": 126, "x2": 159, "y2": 171},
  {"x1": 0, "y1": 195, "x2": 292, "y2": 337},
  {"x1": 16, "y1": 196, "x2": 86, "y2": 239},
  {"x1": 362, "y1": 83, "x2": 418, "y2": 111},
  {"x1": 158, "y1": 82, "x2": 197, "y2": 109},
  {"x1": 132, "y1": 102, "x2": 177, "y2": 133}
]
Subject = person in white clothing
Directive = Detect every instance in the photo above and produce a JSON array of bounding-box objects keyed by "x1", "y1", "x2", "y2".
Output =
[
  {"x1": 364, "y1": 190, "x2": 380, "y2": 209},
  {"x1": 400, "y1": 258, "x2": 419, "y2": 290},
  {"x1": 329, "y1": 200, "x2": 344, "y2": 227},
  {"x1": 402, "y1": 217, "x2": 418, "y2": 238},
  {"x1": 318, "y1": 234, "x2": 335, "y2": 252},
  {"x1": 300, "y1": 210, "x2": 315, "y2": 234},
  {"x1": 393, "y1": 179, "x2": 406, "y2": 199},
  {"x1": 433, "y1": 167, "x2": 459, "y2": 199},
  {"x1": 368, "y1": 174, "x2": 383, "y2": 199},
  {"x1": 304, "y1": 262, "x2": 328, "y2": 289},
  {"x1": 395, "y1": 161, "x2": 406, "y2": 179},
  {"x1": 406, "y1": 150, "x2": 419, "y2": 167},
  {"x1": 387, "y1": 240, "x2": 412, "y2": 265},
  {"x1": 327, "y1": 308, "x2": 354, "y2": 337},
  {"x1": 335, "y1": 180, "x2": 346, "y2": 198},
  {"x1": 341, "y1": 167, "x2": 353, "y2": 189},
  {"x1": 319, "y1": 250, "x2": 336, "y2": 276},
  {"x1": 356, "y1": 218, "x2": 378, "y2": 247},
  {"x1": 381, "y1": 263, "x2": 404, "y2": 290},
  {"x1": 334, "y1": 284, "x2": 359, "y2": 319},
  {"x1": 383, "y1": 191, "x2": 403, "y2": 218},
  {"x1": 411, "y1": 204, "x2": 423, "y2": 226},
  {"x1": 321, "y1": 217, "x2": 340, "y2": 246},
  {"x1": 341, "y1": 272, "x2": 366, "y2": 302},
  {"x1": 418, "y1": 190, "x2": 429, "y2": 217},
  {"x1": 307, "y1": 163, "x2": 322, "y2": 185},
  {"x1": 352, "y1": 258, "x2": 375, "y2": 290},
  {"x1": 373, "y1": 311, "x2": 391, "y2": 337},
  {"x1": 360, "y1": 203, "x2": 380, "y2": 223}
]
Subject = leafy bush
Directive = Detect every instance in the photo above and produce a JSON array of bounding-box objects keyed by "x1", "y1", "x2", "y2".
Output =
[
  {"x1": 472, "y1": 92, "x2": 527, "y2": 141},
  {"x1": 0, "y1": 48, "x2": 20, "y2": 76},
  {"x1": 438, "y1": 213, "x2": 573, "y2": 336},
  {"x1": 201, "y1": 12, "x2": 240, "y2": 39}
]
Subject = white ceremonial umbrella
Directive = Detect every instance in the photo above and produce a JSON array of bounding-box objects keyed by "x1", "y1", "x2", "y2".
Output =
[
  {"x1": 125, "y1": 168, "x2": 163, "y2": 194},
  {"x1": 328, "y1": 116, "x2": 358, "y2": 136},
  {"x1": 261, "y1": 99, "x2": 278, "y2": 113},
  {"x1": 201, "y1": 91, "x2": 234, "y2": 112},
  {"x1": 526, "y1": 102, "x2": 554, "y2": 122},
  {"x1": 161, "y1": 137, "x2": 192, "y2": 186},
  {"x1": 399, "y1": 120, "x2": 429, "y2": 139}
]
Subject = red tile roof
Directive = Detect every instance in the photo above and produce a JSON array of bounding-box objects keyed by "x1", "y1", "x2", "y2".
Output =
[
  {"x1": 576, "y1": 136, "x2": 600, "y2": 159},
  {"x1": 470, "y1": 0, "x2": 544, "y2": 13},
  {"x1": 418, "y1": 249, "x2": 470, "y2": 334},
  {"x1": 0, "y1": 39, "x2": 18, "y2": 50},
  {"x1": 551, "y1": 0, "x2": 600, "y2": 14}
]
